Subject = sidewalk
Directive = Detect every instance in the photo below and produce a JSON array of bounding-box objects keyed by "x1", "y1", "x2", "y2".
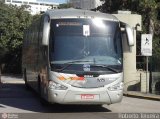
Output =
[
  {"x1": 124, "y1": 91, "x2": 160, "y2": 101},
  {"x1": 0, "y1": 75, "x2": 23, "y2": 84}
]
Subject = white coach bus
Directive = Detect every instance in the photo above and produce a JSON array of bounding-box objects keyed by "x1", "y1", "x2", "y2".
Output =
[{"x1": 22, "y1": 9, "x2": 134, "y2": 105}]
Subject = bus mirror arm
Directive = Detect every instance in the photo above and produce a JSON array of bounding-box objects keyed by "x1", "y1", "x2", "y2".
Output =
[
  {"x1": 120, "y1": 22, "x2": 134, "y2": 46},
  {"x1": 42, "y1": 15, "x2": 50, "y2": 46}
]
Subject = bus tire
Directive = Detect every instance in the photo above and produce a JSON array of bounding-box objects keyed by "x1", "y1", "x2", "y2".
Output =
[
  {"x1": 23, "y1": 69, "x2": 29, "y2": 90},
  {"x1": 38, "y1": 77, "x2": 49, "y2": 106}
]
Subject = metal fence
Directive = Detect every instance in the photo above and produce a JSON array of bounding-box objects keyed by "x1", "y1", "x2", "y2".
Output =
[{"x1": 150, "y1": 56, "x2": 160, "y2": 95}]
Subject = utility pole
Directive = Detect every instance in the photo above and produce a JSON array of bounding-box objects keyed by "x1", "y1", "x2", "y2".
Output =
[{"x1": 141, "y1": 34, "x2": 152, "y2": 93}]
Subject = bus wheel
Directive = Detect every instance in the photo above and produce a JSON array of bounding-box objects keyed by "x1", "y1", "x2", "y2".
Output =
[
  {"x1": 38, "y1": 77, "x2": 49, "y2": 106},
  {"x1": 23, "y1": 69, "x2": 29, "y2": 90}
]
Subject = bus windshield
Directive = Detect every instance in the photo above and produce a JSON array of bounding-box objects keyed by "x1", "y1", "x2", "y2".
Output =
[{"x1": 49, "y1": 19, "x2": 122, "y2": 73}]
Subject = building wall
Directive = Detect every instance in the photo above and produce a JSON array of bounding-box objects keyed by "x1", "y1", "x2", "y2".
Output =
[
  {"x1": 113, "y1": 11, "x2": 142, "y2": 92},
  {"x1": 69, "y1": 0, "x2": 103, "y2": 10},
  {"x1": 4, "y1": 0, "x2": 59, "y2": 15}
]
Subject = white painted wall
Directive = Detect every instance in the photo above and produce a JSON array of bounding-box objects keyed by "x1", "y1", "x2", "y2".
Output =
[
  {"x1": 4, "y1": 0, "x2": 59, "y2": 15},
  {"x1": 69, "y1": 0, "x2": 103, "y2": 10}
]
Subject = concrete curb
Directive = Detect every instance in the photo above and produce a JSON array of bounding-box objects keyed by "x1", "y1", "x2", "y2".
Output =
[{"x1": 124, "y1": 92, "x2": 160, "y2": 101}]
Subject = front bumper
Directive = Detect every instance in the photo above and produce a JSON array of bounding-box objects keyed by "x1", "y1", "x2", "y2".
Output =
[{"x1": 47, "y1": 87, "x2": 123, "y2": 104}]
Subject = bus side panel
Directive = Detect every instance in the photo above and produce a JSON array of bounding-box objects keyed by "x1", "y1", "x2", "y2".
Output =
[
  {"x1": 23, "y1": 17, "x2": 42, "y2": 93},
  {"x1": 37, "y1": 15, "x2": 50, "y2": 100}
]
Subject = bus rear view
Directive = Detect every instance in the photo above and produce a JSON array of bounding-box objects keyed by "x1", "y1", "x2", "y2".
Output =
[{"x1": 22, "y1": 9, "x2": 134, "y2": 105}]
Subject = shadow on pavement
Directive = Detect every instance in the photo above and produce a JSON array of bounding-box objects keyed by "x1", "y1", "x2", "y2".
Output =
[
  {"x1": 45, "y1": 104, "x2": 111, "y2": 113},
  {"x1": 0, "y1": 82, "x2": 111, "y2": 113}
]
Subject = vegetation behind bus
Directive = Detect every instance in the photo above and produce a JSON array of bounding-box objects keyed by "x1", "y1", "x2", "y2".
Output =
[
  {"x1": 99, "y1": 0, "x2": 160, "y2": 71},
  {"x1": 0, "y1": 2, "x2": 36, "y2": 74}
]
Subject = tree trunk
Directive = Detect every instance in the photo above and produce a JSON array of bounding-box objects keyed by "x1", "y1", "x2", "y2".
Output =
[
  {"x1": 0, "y1": 64, "x2": 1, "y2": 84},
  {"x1": 149, "y1": 18, "x2": 154, "y2": 37}
]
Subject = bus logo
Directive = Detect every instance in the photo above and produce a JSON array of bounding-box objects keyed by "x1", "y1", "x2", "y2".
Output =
[{"x1": 97, "y1": 78, "x2": 105, "y2": 82}]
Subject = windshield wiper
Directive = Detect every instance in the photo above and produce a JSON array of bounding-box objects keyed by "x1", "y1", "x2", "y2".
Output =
[
  {"x1": 55, "y1": 60, "x2": 93, "y2": 72},
  {"x1": 91, "y1": 65, "x2": 120, "y2": 73}
]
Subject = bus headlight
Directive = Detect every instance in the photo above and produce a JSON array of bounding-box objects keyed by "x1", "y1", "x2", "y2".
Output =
[
  {"x1": 108, "y1": 82, "x2": 123, "y2": 91},
  {"x1": 49, "y1": 81, "x2": 68, "y2": 90}
]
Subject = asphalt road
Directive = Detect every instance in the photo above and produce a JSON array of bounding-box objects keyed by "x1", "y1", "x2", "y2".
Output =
[{"x1": 0, "y1": 76, "x2": 160, "y2": 119}]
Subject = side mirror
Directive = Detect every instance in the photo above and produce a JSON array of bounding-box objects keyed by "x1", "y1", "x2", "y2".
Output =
[
  {"x1": 120, "y1": 22, "x2": 134, "y2": 46},
  {"x1": 42, "y1": 15, "x2": 50, "y2": 46},
  {"x1": 125, "y1": 24, "x2": 134, "y2": 46}
]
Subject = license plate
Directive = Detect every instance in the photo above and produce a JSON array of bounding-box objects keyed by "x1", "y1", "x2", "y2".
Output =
[
  {"x1": 81, "y1": 94, "x2": 94, "y2": 100},
  {"x1": 76, "y1": 94, "x2": 99, "y2": 100}
]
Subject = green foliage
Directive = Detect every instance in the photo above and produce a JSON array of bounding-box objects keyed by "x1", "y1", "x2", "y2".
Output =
[
  {"x1": 100, "y1": 0, "x2": 160, "y2": 57},
  {"x1": 0, "y1": 1, "x2": 32, "y2": 73},
  {"x1": 0, "y1": 2, "x2": 32, "y2": 52},
  {"x1": 58, "y1": 3, "x2": 73, "y2": 9},
  {"x1": 100, "y1": 0, "x2": 159, "y2": 32}
]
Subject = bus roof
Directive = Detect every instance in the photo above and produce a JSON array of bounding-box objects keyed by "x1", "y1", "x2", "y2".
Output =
[{"x1": 45, "y1": 9, "x2": 119, "y2": 22}]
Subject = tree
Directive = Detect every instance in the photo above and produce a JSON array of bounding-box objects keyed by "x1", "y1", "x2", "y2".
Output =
[
  {"x1": 58, "y1": 3, "x2": 73, "y2": 9},
  {"x1": 0, "y1": 2, "x2": 32, "y2": 74},
  {"x1": 99, "y1": 0, "x2": 160, "y2": 34},
  {"x1": 99, "y1": 0, "x2": 160, "y2": 70}
]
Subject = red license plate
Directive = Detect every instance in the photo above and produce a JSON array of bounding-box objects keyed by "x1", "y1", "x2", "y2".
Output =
[{"x1": 81, "y1": 94, "x2": 94, "y2": 99}]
